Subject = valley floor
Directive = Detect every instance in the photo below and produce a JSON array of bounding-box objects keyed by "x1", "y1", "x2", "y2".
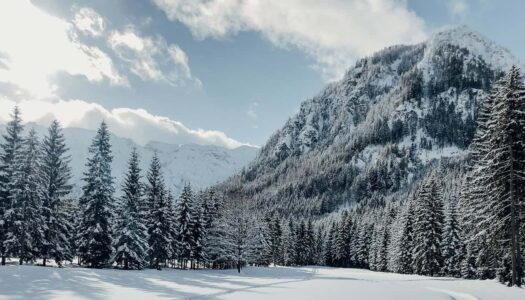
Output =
[{"x1": 1, "y1": 264, "x2": 524, "y2": 300}]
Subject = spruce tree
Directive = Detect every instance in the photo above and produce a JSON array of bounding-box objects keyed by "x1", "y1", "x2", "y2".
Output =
[
  {"x1": 412, "y1": 174, "x2": 444, "y2": 276},
  {"x1": 77, "y1": 122, "x2": 115, "y2": 268},
  {"x1": 4, "y1": 129, "x2": 44, "y2": 264},
  {"x1": 39, "y1": 120, "x2": 73, "y2": 266},
  {"x1": 397, "y1": 201, "x2": 414, "y2": 274},
  {"x1": 112, "y1": 149, "x2": 149, "y2": 269},
  {"x1": 467, "y1": 67, "x2": 525, "y2": 286},
  {"x1": 176, "y1": 184, "x2": 195, "y2": 268},
  {"x1": 145, "y1": 153, "x2": 173, "y2": 269},
  {"x1": 269, "y1": 217, "x2": 283, "y2": 265},
  {"x1": 442, "y1": 200, "x2": 463, "y2": 277},
  {"x1": 0, "y1": 107, "x2": 24, "y2": 265},
  {"x1": 190, "y1": 200, "x2": 205, "y2": 268}
]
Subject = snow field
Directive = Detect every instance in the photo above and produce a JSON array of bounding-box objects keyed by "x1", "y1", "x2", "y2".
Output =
[{"x1": 1, "y1": 265, "x2": 524, "y2": 300}]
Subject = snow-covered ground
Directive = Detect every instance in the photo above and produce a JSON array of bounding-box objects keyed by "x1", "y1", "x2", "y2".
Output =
[{"x1": 1, "y1": 265, "x2": 524, "y2": 300}]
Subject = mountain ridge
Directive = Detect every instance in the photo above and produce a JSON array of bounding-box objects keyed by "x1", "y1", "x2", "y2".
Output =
[
  {"x1": 220, "y1": 26, "x2": 523, "y2": 217},
  {"x1": 0, "y1": 122, "x2": 258, "y2": 196}
]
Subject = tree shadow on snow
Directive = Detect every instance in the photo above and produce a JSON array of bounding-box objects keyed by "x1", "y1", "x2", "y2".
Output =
[{"x1": 0, "y1": 265, "x2": 316, "y2": 299}]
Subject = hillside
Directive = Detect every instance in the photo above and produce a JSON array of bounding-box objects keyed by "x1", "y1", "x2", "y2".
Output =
[{"x1": 221, "y1": 26, "x2": 522, "y2": 217}]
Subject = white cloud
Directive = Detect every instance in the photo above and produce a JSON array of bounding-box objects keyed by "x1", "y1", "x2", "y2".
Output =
[
  {"x1": 0, "y1": 1, "x2": 126, "y2": 98},
  {"x1": 0, "y1": 97, "x2": 249, "y2": 149},
  {"x1": 73, "y1": 7, "x2": 106, "y2": 37},
  {"x1": 108, "y1": 28, "x2": 198, "y2": 86},
  {"x1": 153, "y1": 0, "x2": 427, "y2": 80}
]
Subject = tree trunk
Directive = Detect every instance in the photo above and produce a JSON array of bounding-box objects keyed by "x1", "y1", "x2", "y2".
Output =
[
  {"x1": 2, "y1": 256, "x2": 6, "y2": 265},
  {"x1": 237, "y1": 261, "x2": 241, "y2": 273},
  {"x1": 43, "y1": 257, "x2": 47, "y2": 267}
]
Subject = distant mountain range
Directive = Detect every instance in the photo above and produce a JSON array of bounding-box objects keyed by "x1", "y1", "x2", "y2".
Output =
[{"x1": 0, "y1": 123, "x2": 258, "y2": 196}]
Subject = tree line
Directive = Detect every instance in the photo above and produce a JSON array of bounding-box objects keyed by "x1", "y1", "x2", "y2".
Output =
[
  {"x1": 0, "y1": 110, "x2": 271, "y2": 271},
  {"x1": 0, "y1": 67, "x2": 524, "y2": 287}
]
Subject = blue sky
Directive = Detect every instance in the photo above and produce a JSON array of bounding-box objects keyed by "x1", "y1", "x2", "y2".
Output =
[{"x1": 0, "y1": 0, "x2": 523, "y2": 147}]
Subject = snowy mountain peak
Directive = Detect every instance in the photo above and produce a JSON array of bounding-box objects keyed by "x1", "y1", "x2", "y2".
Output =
[
  {"x1": 426, "y1": 25, "x2": 521, "y2": 72},
  {"x1": 222, "y1": 24, "x2": 523, "y2": 217}
]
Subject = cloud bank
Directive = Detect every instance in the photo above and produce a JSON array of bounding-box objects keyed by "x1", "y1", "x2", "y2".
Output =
[
  {"x1": 0, "y1": 98, "x2": 249, "y2": 149},
  {"x1": 154, "y1": 0, "x2": 427, "y2": 80},
  {"x1": 0, "y1": 1, "x2": 199, "y2": 99}
]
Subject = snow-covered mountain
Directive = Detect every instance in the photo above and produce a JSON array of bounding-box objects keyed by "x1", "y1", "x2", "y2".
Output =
[
  {"x1": 220, "y1": 26, "x2": 523, "y2": 217},
  {"x1": 0, "y1": 123, "x2": 257, "y2": 196}
]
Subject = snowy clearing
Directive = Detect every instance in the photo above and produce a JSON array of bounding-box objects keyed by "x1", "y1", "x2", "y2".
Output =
[{"x1": 1, "y1": 265, "x2": 524, "y2": 300}]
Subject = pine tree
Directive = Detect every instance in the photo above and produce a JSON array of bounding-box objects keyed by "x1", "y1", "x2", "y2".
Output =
[
  {"x1": 467, "y1": 67, "x2": 525, "y2": 286},
  {"x1": 76, "y1": 122, "x2": 115, "y2": 268},
  {"x1": 111, "y1": 149, "x2": 149, "y2": 269},
  {"x1": 190, "y1": 199, "x2": 205, "y2": 268},
  {"x1": 39, "y1": 120, "x2": 74, "y2": 266},
  {"x1": 461, "y1": 240, "x2": 477, "y2": 279},
  {"x1": 397, "y1": 201, "x2": 414, "y2": 274},
  {"x1": 216, "y1": 196, "x2": 251, "y2": 272},
  {"x1": 412, "y1": 174, "x2": 444, "y2": 276},
  {"x1": 176, "y1": 184, "x2": 195, "y2": 268},
  {"x1": 304, "y1": 219, "x2": 316, "y2": 265},
  {"x1": 145, "y1": 153, "x2": 173, "y2": 269},
  {"x1": 324, "y1": 223, "x2": 337, "y2": 267},
  {"x1": 356, "y1": 224, "x2": 371, "y2": 268},
  {"x1": 4, "y1": 129, "x2": 44, "y2": 264},
  {"x1": 269, "y1": 217, "x2": 283, "y2": 265},
  {"x1": 247, "y1": 216, "x2": 271, "y2": 266},
  {"x1": 442, "y1": 200, "x2": 463, "y2": 277},
  {"x1": 0, "y1": 107, "x2": 24, "y2": 265},
  {"x1": 282, "y1": 219, "x2": 296, "y2": 266},
  {"x1": 314, "y1": 226, "x2": 325, "y2": 265},
  {"x1": 334, "y1": 212, "x2": 352, "y2": 267}
]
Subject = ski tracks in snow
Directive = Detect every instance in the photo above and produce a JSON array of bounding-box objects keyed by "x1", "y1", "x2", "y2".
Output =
[
  {"x1": 426, "y1": 287, "x2": 479, "y2": 300},
  {"x1": 187, "y1": 267, "x2": 319, "y2": 300}
]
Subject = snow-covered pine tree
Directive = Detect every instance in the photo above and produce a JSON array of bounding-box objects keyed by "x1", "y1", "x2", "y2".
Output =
[
  {"x1": 355, "y1": 223, "x2": 371, "y2": 268},
  {"x1": 111, "y1": 149, "x2": 149, "y2": 269},
  {"x1": 304, "y1": 219, "x2": 316, "y2": 265},
  {"x1": 485, "y1": 67, "x2": 525, "y2": 286},
  {"x1": 202, "y1": 205, "x2": 227, "y2": 268},
  {"x1": 314, "y1": 226, "x2": 325, "y2": 265},
  {"x1": 324, "y1": 222, "x2": 337, "y2": 267},
  {"x1": 145, "y1": 153, "x2": 173, "y2": 269},
  {"x1": 246, "y1": 216, "x2": 272, "y2": 266},
  {"x1": 268, "y1": 216, "x2": 283, "y2": 265},
  {"x1": 176, "y1": 184, "x2": 195, "y2": 268},
  {"x1": 294, "y1": 221, "x2": 307, "y2": 265},
  {"x1": 166, "y1": 191, "x2": 179, "y2": 266},
  {"x1": 282, "y1": 219, "x2": 296, "y2": 266},
  {"x1": 396, "y1": 200, "x2": 415, "y2": 274},
  {"x1": 4, "y1": 129, "x2": 45, "y2": 264},
  {"x1": 76, "y1": 122, "x2": 115, "y2": 268},
  {"x1": 39, "y1": 120, "x2": 74, "y2": 266},
  {"x1": 466, "y1": 66, "x2": 525, "y2": 286},
  {"x1": 221, "y1": 196, "x2": 251, "y2": 273},
  {"x1": 201, "y1": 188, "x2": 218, "y2": 231},
  {"x1": 412, "y1": 173, "x2": 444, "y2": 276},
  {"x1": 334, "y1": 212, "x2": 352, "y2": 267},
  {"x1": 0, "y1": 106, "x2": 24, "y2": 265},
  {"x1": 442, "y1": 200, "x2": 463, "y2": 277},
  {"x1": 461, "y1": 240, "x2": 477, "y2": 279},
  {"x1": 190, "y1": 197, "x2": 205, "y2": 268}
]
